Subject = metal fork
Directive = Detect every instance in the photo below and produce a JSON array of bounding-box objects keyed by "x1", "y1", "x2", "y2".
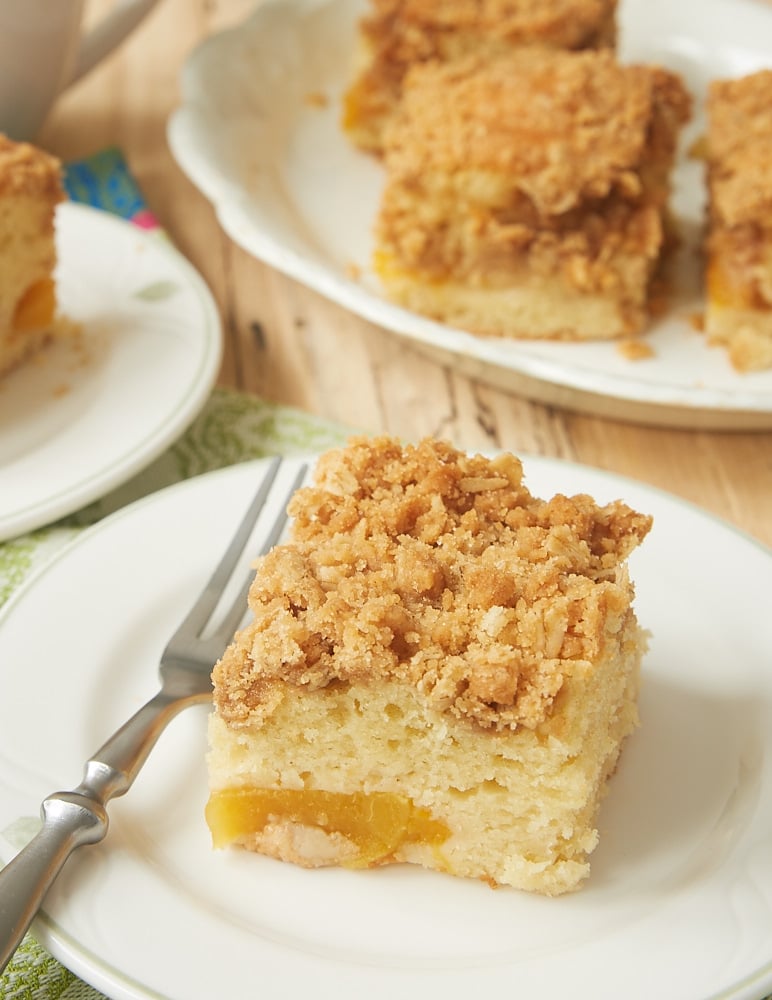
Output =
[{"x1": 0, "y1": 456, "x2": 307, "y2": 974}]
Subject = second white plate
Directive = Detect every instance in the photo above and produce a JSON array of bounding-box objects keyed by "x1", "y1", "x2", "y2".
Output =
[
  {"x1": 0, "y1": 202, "x2": 222, "y2": 541},
  {"x1": 168, "y1": 0, "x2": 772, "y2": 429}
]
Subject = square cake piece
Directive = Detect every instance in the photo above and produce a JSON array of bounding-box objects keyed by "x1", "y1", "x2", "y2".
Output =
[
  {"x1": 704, "y1": 70, "x2": 772, "y2": 372},
  {"x1": 342, "y1": 0, "x2": 618, "y2": 155},
  {"x1": 0, "y1": 134, "x2": 64, "y2": 380},
  {"x1": 207, "y1": 437, "x2": 652, "y2": 894},
  {"x1": 372, "y1": 49, "x2": 691, "y2": 342}
]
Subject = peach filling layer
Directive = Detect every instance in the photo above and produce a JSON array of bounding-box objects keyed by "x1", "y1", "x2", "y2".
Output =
[
  {"x1": 206, "y1": 788, "x2": 450, "y2": 867},
  {"x1": 707, "y1": 255, "x2": 770, "y2": 311},
  {"x1": 12, "y1": 278, "x2": 56, "y2": 332}
]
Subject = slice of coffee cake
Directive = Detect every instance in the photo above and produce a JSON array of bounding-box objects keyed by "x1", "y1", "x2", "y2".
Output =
[
  {"x1": 373, "y1": 49, "x2": 690, "y2": 341},
  {"x1": 342, "y1": 0, "x2": 618, "y2": 155},
  {"x1": 0, "y1": 134, "x2": 64, "y2": 379},
  {"x1": 207, "y1": 437, "x2": 651, "y2": 894}
]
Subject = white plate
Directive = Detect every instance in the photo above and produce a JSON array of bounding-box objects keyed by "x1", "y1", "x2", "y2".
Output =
[
  {"x1": 168, "y1": 0, "x2": 772, "y2": 430},
  {"x1": 1, "y1": 456, "x2": 771, "y2": 1000},
  {"x1": 0, "y1": 202, "x2": 222, "y2": 541}
]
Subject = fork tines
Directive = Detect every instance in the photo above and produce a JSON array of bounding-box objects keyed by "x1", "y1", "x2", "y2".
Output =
[{"x1": 165, "y1": 457, "x2": 308, "y2": 661}]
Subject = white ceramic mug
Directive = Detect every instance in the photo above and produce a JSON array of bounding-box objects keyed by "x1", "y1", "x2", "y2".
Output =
[{"x1": 0, "y1": 0, "x2": 162, "y2": 141}]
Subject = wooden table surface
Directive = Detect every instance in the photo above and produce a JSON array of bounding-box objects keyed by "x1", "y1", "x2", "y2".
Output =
[{"x1": 39, "y1": 0, "x2": 772, "y2": 548}]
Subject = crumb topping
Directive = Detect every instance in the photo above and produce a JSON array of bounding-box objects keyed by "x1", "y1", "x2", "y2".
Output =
[
  {"x1": 213, "y1": 437, "x2": 651, "y2": 733},
  {"x1": 707, "y1": 70, "x2": 772, "y2": 227},
  {"x1": 383, "y1": 50, "x2": 689, "y2": 216},
  {"x1": 0, "y1": 135, "x2": 63, "y2": 199},
  {"x1": 343, "y1": 0, "x2": 617, "y2": 152},
  {"x1": 360, "y1": 0, "x2": 618, "y2": 56},
  {"x1": 706, "y1": 70, "x2": 772, "y2": 322},
  {"x1": 373, "y1": 50, "x2": 689, "y2": 303}
]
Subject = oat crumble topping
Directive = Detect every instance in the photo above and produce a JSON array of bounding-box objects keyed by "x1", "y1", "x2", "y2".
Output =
[{"x1": 214, "y1": 438, "x2": 651, "y2": 733}]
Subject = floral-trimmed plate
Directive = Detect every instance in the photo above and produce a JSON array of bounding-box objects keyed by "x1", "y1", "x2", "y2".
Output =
[{"x1": 0, "y1": 202, "x2": 222, "y2": 541}]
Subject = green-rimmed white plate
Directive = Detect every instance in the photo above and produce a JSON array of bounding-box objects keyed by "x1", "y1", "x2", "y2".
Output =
[{"x1": 0, "y1": 202, "x2": 222, "y2": 541}]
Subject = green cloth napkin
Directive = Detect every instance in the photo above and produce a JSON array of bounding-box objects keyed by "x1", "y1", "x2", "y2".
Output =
[{"x1": 0, "y1": 147, "x2": 349, "y2": 999}]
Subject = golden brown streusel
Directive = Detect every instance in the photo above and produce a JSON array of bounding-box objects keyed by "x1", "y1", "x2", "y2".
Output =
[
  {"x1": 0, "y1": 134, "x2": 62, "y2": 198},
  {"x1": 382, "y1": 50, "x2": 684, "y2": 216},
  {"x1": 704, "y1": 70, "x2": 772, "y2": 371},
  {"x1": 213, "y1": 436, "x2": 651, "y2": 732},
  {"x1": 707, "y1": 70, "x2": 772, "y2": 227},
  {"x1": 342, "y1": 0, "x2": 618, "y2": 153}
]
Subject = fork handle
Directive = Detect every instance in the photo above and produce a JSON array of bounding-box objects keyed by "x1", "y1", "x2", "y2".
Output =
[
  {"x1": 0, "y1": 688, "x2": 196, "y2": 974},
  {"x1": 0, "y1": 792, "x2": 108, "y2": 973}
]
